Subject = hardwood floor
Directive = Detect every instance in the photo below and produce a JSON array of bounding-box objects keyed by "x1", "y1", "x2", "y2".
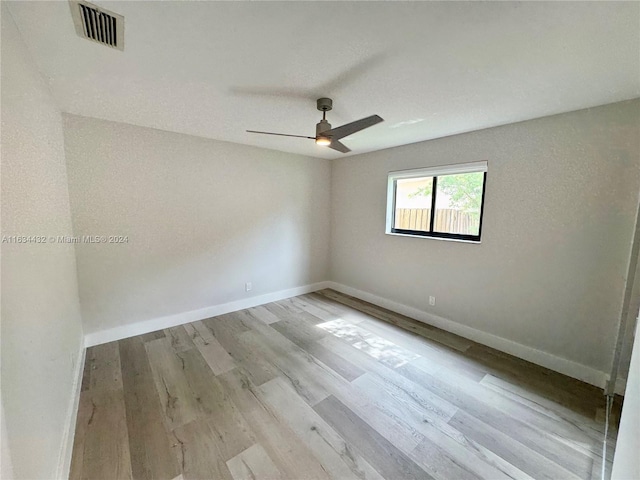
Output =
[{"x1": 70, "y1": 289, "x2": 621, "y2": 480}]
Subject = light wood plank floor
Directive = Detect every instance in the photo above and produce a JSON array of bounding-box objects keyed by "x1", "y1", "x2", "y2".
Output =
[{"x1": 70, "y1": 289, "x2": 621, "y2": 480}]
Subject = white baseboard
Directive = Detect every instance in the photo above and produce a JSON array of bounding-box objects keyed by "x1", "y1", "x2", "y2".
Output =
[
  {"x1": 326, "y1": 281, "x2": 619, "y2": 392},
  {"x1": 81, "y1": 278, "x2": 626, "y2": 395},
  {"x1": 84, "y1": 281, "x2": 331, "y2": 347},
  {"x1": 56, "y1": 344, "x2": 86, "y2": 480}
]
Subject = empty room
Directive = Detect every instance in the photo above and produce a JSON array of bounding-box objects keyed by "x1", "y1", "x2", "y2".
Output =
[{"x1": 2, "y1": 1, "x2": 640, "y2": 479}]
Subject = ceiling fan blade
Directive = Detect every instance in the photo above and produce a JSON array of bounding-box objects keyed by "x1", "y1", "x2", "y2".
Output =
[
  {"x1": 328, "y1": 140, "x2": 351, "y2": 154},
  {"x1": 247, "y1": 130, "x2": 315, "y2": 139},
  {"x1": 323, "y1": 115, "x2": 384, "y2": 141}
]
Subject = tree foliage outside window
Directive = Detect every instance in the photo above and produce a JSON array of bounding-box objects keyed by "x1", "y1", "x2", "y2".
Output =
[{"x1": 410, "y1": 172, "x2": 484, "y2": 221}]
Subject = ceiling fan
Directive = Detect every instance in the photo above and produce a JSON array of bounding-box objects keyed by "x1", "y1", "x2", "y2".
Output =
[{"x1": 247, "y1": 98, "x2": 383, "y2": 153}]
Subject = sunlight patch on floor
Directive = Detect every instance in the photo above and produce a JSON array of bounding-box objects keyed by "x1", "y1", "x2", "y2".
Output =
[{"x1": 317, "y1": 318, "x2": 420, "y2": 368}]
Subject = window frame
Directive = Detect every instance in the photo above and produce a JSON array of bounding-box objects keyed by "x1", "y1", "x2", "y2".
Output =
[{"x1": 385, "y1": 161, "x2": 488, "y2": 243}]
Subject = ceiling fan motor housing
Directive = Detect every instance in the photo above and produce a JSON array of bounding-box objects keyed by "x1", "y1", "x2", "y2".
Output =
[{"x1": 316, "y1": 120, "x2": 332, "y2": 136}]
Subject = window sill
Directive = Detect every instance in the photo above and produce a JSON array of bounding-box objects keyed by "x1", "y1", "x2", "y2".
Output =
[{"x1": 385, "y1": 231, "x2": 481, "y2": 244}]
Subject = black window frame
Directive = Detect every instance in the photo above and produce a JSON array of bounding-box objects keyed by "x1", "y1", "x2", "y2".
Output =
[{"x1": 389, "y1": 170, "x2": 487, "y2": 242}]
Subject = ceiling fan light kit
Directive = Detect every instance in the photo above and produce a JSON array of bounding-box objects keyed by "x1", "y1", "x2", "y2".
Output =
[{"x1": 247, "y1": 97, "x2": 384, "y2": 154}]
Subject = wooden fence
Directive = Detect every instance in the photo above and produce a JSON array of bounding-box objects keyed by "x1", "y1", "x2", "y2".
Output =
[{"x1": 395, "y1": 208, "x2": 477, "y2": 234}]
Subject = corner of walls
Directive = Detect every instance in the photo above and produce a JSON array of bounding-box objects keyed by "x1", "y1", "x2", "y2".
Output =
[{"x1": 327, "y1": 155, "x2": 342, "y2": 283}]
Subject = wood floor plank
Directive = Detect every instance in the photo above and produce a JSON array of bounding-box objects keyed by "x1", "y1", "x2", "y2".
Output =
[
  {"x1": 316, "y1": 333, "x2": 459, "y2": 423},
  {"x1": 171, "y1": 414, "x2": 254, "y2": 480},
  {"x1": 269, "y1": 299, "x2": 331, "y2": 325},
  {"x1": 258, "y1": 377, "x2": 385, "y2": 480},
  {"x1": 193, "y1": 336, "x2": 235, "y2": 375},
  {"x1": 269, "y1": 317, "x2": 366, "y2": 381},
  {"x1": 316, "y1": 336, "x2": 457, "y2": 455},
  {"x1": 138, "y1": 330, "x2": 167, "y2": 343},
  {"x1": 270, "y1": 317, "x2": 327, "y2": 346},
  {"x1": 464, "y1": 344, "x2": 602, "y2": 416},
  {"x1": 329, "y1": 381, "x2": 424, "y2": 455},
  {"x1": 164, "y1": 326, "x2": 195, "y2": 353},
  {"x1": 317, "y1": 364, "x2": 483, "y2": 480},
  {"x1": 269, "y1": 301, "x2": 329, "y2": 326},
  {"x1": 449, "y1": 409, "x2": 583, "y2": 480},
  {"x1": 410, "y1": 438, "x2": 482, "y2": 480},
  {"x1": 228, "y1": 309, "x2": 351, "y2": 406},
  {"x1": 353, "y1": 372, "x2": 457, "y2": 425},
  {"x1": 351, "y1": 373, "x2": 529, "y2": 480},
  {"x1": 202, "y1": 315, "x2": 279, "y2": 386},
  {"x1": 246, "y1": 305, "x2": 281, "y2": 324},
  {"x1": 239, "y1": 329, "x2": 332, "y2": 405},
  {"x1": 183, "y1": 320, "x2": 236, "y2": 375},
  {"x1": 119, "y1": 337, "x2": 180, "y2": 480},
  {"x1": 145, "y1": 338, "x2": 203, "y2": 429},
  {"x1": 226, "y1": 444, "x2": 284, "y2": 480},
  {"x1": 305, "y1": 341, "x2": 366, "y2": 382},
  {"x1": 411, "y1": 360, "x2": 608, "y2": 461},
  {"x1": 398, "y1": 362, "x2": 594, "y2": 478},
  {"x1": 181, "y1": 320, "x2": 206, "y2": 342},
  {"x1": 302, "y1": 292, "x2": 354, "y2": 316},
  {"x1": 82, "y1": 341, "x2": 123, "y2": 393},
  {"x1": 168, "y1": 356, "x2": 256, "y2": 479},
  {"x1": 286, "y1": 295, "x2": 342, "y2": 323},
  {"x1": 168, "y1": 354, "x2": 256, "y2": 480},
  {"x1": 203, "y1": 313, "x2": 253, "y2": 336},
  {"x1": 314, "y1": 395, "x2": 432, "y2": 480},
  {"x1": 217, "y1": 369, "x2": 332, "y2": 480},
  {"x1": 306, "y1": 292, "x2": 371, "y2": 324},
  {"x1": 69, "y1": 388, "x2": 93, "y2": 480},
  {"x1": 70, "y1": 389, "x2": 132, "y2": 480},
  {"x1": 480, "y1": 373, "x2": 611, "y2": 442}
]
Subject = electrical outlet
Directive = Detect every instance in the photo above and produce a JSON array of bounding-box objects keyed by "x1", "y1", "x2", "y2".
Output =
[
  {"x1": 245, "y1": 282, "x2": 252, "y2": 292},
  {"x1": 429, "y1": 296, "x2": 436, "y2": 306}
]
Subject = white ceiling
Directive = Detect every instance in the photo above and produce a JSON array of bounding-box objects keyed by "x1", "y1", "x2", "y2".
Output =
[{"x1": 7, "y1": 1, "x2": 640, "y2": 159}]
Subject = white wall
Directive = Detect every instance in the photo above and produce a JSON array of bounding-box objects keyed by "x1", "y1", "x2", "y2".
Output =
[
  {"x1": 330, "y1": 100, "x2": 640, "y2": 382},
  {"x1": 1, "y1": 6, "x2": 84, "y2": 479},
  {"x1": 612, "y1": 318, "x2": 640, "y2": 479},
  {"x1": 62, "y1": 115, "x2": 331, "y2": 338}
]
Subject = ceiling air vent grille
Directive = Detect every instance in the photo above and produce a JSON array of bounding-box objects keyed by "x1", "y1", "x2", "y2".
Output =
[{"x1": 69, "y1": 1, "x2": 124, "y2": 51}]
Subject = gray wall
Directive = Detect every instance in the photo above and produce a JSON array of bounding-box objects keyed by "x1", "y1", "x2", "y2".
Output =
[
  {"x1": 62, "y1": 115, "x2": 331, "y2": 337},
  {"x1": 1, "y1": 7, "x2": 84, "y2": 479},
  {"x1": 330, "y1": 100, "x2": 640, "y2": 378}
]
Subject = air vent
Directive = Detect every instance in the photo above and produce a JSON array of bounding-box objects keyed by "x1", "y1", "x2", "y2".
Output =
[{"x1": 69, "y1": 1, "x2": 124, "y2": 51}]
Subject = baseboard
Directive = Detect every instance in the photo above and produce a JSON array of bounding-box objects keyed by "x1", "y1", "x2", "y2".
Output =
[
  {"x1": 56, "y1": 344, "x2": 86, "y2": 480},
  {"x1": 326, "y1": 281, "x2": 615, "y2": 391},
  {"x1": 84, "y1": 281, "x2": 332, "y2": 347},
  {"x1": 81, "y1": 279, "x2": 625, "y2": 394}
]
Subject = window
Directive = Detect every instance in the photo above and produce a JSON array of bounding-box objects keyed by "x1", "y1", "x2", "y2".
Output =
[{"x1": 386, "y1": 161, "x2": 487, "y2": 242}]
